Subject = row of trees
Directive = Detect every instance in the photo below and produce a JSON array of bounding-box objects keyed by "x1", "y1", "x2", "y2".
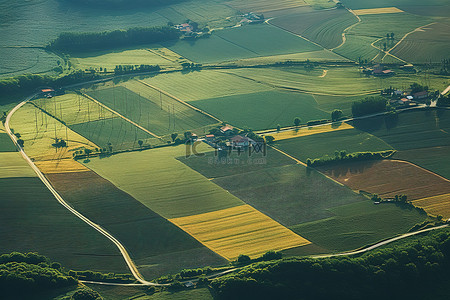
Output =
[
  {"x1": 114, "y1": 64, "x2": 161, "y2": 75},
  {"x1": 306, "y1": 150, "x2": 396, "y2": 167},
  {"x1": 210, "y1": 229, "x2": 450, "y2": 299},
  {"x1": 47, "y1": 26, "x2": 181, "y2": 53}
]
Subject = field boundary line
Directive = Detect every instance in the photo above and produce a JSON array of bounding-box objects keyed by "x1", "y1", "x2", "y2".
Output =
[
  {"x1": 5, "y1": 95, "x2": 165, "y2": 286},
  {"x1": 389, "y1": 159, "x2": 450, "y2": 184},
  {"x1": 80, "y1": 92, "x2": 162, "y2": 140},
  {"x1": 384, "y1": 22, "x2": 437, "y2": 63},
  {"x1": 136, "y1": 79, "x2": 223, "y2": 123},
  {"x1": 145, "y1": 48, "x2": 178, "y2": 63}
]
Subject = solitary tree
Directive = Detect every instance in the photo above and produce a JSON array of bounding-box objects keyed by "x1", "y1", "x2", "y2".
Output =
[
  {"x1": 294, "y1": 117, "x2": 301, "y2": 127},
  {"x1": 265, "y1": 136, "x2": 275, "y2": 144},
  {"x1": 138, "y1": 140, "x2": 143, "y2": 148},
  {"x1": 331, "y1": 109, "x2": 343, "y2": 121},
  {"x1": 171, "y1": 132, "x2": 178, "y2": 142},
  {"x1": 276, "y1": 124, "x2": 281, "y2": 132}
]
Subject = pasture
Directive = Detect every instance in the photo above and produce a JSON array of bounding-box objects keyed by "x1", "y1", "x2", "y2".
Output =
[
  {"x1": 270, "y1": 8, "x2": 358, "y2": 49},
  {"x1": 340, "y1": 0, "x2": 449, "y2": 10},
  {"x1": 84, "y1": 145, "x2": 244, "y2": 219},
  {"x1": 0, "y1": 152, "x2": 36, "y2": 178},
  {"x1": 265, "y1": 123, "x2": 354, "y2": 141},
  {"x1": 291, "y1": 200, "x2": 427, "y2": 251},
  {"x1": 192, "y1": 90, "x2": 328, "y2": 130},
  {"x1": 390, "y1": 22, "x2": 450, "y2": 63},
  {"x1": 320, "y1": 160, "x2": 450, "y2": 201},
  {"x1": 0, "y1": 176, "x2": 128, "y2": 273},
  {"x1": 47, "y1": 170, "x2": 226, "y2": 279},
  {"x1": 170, "y1": 205, "x2": 311, "y2": 260},
  {"x1": 164, "y1": 24, "x2": 320, "y2": 63},
  {"x1": 274, "y1": 128, "x2": 393, "y2": 162},
  {"x1": 0, "y1": 48, "x2": 60, "y2": 78}
]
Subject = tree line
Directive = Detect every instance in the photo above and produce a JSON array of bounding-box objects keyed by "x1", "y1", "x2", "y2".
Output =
[
  {"x1": 47, "y1": 26, "x2": 181, "y2": 53},
  {"x1": 352, "y1": 96, "x2": 387, "y2": 117},
  {"x1": 210, "y1": 228, "x2": 450, "y2": 300},
  {"x1": 306, "y1": 150, "x2": 396, "y2": 167}
]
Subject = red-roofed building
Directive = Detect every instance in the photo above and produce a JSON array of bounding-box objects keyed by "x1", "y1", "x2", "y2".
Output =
[{"x1": 220, "y1": 125, "x2": 234, "y2": 136}]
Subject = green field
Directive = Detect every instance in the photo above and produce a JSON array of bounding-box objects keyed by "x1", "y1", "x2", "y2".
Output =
[
  {"x1": 0, "y1": 48, "x2": 61, "y2": 78},
  {"x1": 0, "y1": 177, "x2": 128, "y2": 273},
  {"x1": 270, "y1": 8, "x2": 358, "y2": 49},
  {"x1": 47, "y1": 170, "x2": 226, "y2": 279},
  {"x1": 164, "y1": 24, "x2": 321, "y2": 63},
  {"x1": 335, "y1": 13, "x2": 434, "y2": 62},
  {"x1": 352, "y1": 109, "x2": 450, "y2": 179},
  {"x1": 340, "y1": 0, "x2": 449, "y2": 10},
  {"x1": 291, "y1": 200, "x2": 427, "y2": 251},
  {"x1": 140, "y1": 70, "x2": 272, "y2": 102},
  {"x1": 0, "y1": 152, "x2": 36, "y2": 178},
  {"x1": 391, "y1": 22, "x2": 450, "y2": 63},
  {"x1": 0, "y1": 132, "x2": 16, "y2": 151},
  {"x1": 69, "y1": 117, "x2": 157, "y2": 151},
  {"x1": 84, "y1": 145, "x2": 244, "y2": 219},
  {"x1": 275, "y1": 128, "x2": 393, "y2": 162},
  {"x1": 193, "y1": 90, "x2": 329, "y2": 130},
  {"x1": 86, "y1": 85, "x2": 217, "y2": 136}
]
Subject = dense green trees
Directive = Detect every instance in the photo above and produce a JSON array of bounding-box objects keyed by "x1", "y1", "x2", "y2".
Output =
[
  {"x1": 48, "y1": 26, "x2": 180, "y2": 53},
  {"x1": 306, "y1": 150, "x2": 396, "y2": 167},
  {"x1": 352, "y1": 96, "x2": 387, "y2": 117},
  {"x1": 211, "y1": 229, "x2": 450, "y2": 300},
  {"x1": 437, "y1": 95, "x2": 450, "y2": 107},
  {"x1": 331, "y1": 109, "x2": 343, "y2": 121}
]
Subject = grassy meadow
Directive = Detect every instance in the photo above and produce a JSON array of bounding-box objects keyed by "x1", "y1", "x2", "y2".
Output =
[{"x1": 0, "y1": 152, "x2": 36, "y2": 178}]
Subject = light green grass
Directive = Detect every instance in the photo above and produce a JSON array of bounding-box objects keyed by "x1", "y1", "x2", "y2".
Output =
[
  {"x1": 85, "y1": 144, "x2": 244, "y2": 219},
  {"x1": 0, "y1": 152, "x2": 36, "y2": 178},
  {"x1": 275, "y1": 128, "x2": 393, "y2": 162},
  {"x1": 291, "y1": 200, "x2": 428, "y2": 251},
  {"x1": 140, "y1": 70, "x2": 272, "y2": 102},
  {"x1": 192, "y1": 90, "x2": 328, "y2": 130}
]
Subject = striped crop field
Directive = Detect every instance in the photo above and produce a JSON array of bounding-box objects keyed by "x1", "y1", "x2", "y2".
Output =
[
  {"x1": 34, "y1": 159, "x2": 90, "y2": 174},
  {"x1": 413, "y1": 194, "x2": 450, "y2": 219},
  {"x1": 9, "y1": 103, "x2": 98, "y2": 163},
  {"x1": 353, "y1": 7, "x2": 404, "y2": 15},
  {"x1": 170, "y1": 205, "x2": 311, "y2": 260},
  {"x1": 225, "y1": 0, "x2": 307, "y2": 14},
  {"x1": 0, "y1": 152, "x2": 36, "y2": 179},
  {"x1": 265, "y1": 123, "x2": 354, "y2": 141}
]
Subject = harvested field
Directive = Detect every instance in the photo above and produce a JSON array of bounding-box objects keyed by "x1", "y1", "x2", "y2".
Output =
[
  {"x1": 265, "y1": 123, "x2": 354, "y2": 141},
  {"x1": 0, "y1": 152, "x2": 36, "y2": 178},
  {"x1": 0, "y1": 177, "x2": 128, "y2": 273},
  {"x1": 47, "y1": 170, "x2": 226, "y2": 279},
  {"x1": 413, "y1": 194, "x2": 450, "y2": 219},
  {"x1": 35, "y1": 159, "x2": 90, "y2": 174},
  {"x1": 320, "y1": 160, "x2": 450, "y2": 201},
  {"x1": 353, "y1": 7, "x2": 404, "y2": 15},
  {"x1": 169, "y1": 205, "x2": 311, "y2": 260}
]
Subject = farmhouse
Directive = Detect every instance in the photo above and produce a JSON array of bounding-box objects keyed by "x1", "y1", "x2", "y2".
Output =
[
  {"x1": 220, "y1": 125, "x2": 234, "y2": 136},
  {"x1": 412, "y1": 91, "x2": 428, "y2": 100},
  {"x1": 175, "y1": 23, "x2": 193, "y2": 33},
  {"x1": 240, "y1": 12, "x2": 265, "y2": 24},
  {"x1": 229, "y1": 135, "x2": 251, "y2": 148}
]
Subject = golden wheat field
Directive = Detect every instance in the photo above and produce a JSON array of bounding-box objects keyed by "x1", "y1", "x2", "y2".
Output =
[
  {"x1": 413, "y1": 193, "x2": 450, "y2": 219},
  {"x1": 353, "y1": 7, "x2": 404, "y2": 16},
  {"x1": 265, "y1": 123, "x2": 353, "y2": 141},
  {"x1": 170, "y1": 204, "x2": 311, "y2": 260}
]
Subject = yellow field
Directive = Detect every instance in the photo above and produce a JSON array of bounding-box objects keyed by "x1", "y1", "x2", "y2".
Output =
[
  {"x1": 265, "y1": 123, "x2": 353, "y2": 141},
  {"x1": 71, "y1": 47, "x2": 184, "y2": 71},
  {"x1": 170, "y1": 205, "x2": 311, "y2": 260},
  {"x1": 353, "y1": 7, "x2": 404, "y2": 16},
  {"x1": 35, "y1": 159, "x2": 90, "y2": 174},
  {"x1": 32, "y1": 93, "x2": 116, "y2": 126},
  {"x1": 10, "y1": 103, "x2": 98, "y2": 162},
  {"x1": 226, "y1": 0, "x2": 307, "y2": 13},
  {"x1": 413, "y1": 193, "x2": 450, "y2": 219},
  {"x1": 0, "y1": 152, "x2": 36, "y2": 178}
]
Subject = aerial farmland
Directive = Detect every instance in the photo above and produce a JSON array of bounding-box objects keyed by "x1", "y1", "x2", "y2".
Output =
[{"x1": 0, "y1": 0, "x2": 449, "y2": 299}]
